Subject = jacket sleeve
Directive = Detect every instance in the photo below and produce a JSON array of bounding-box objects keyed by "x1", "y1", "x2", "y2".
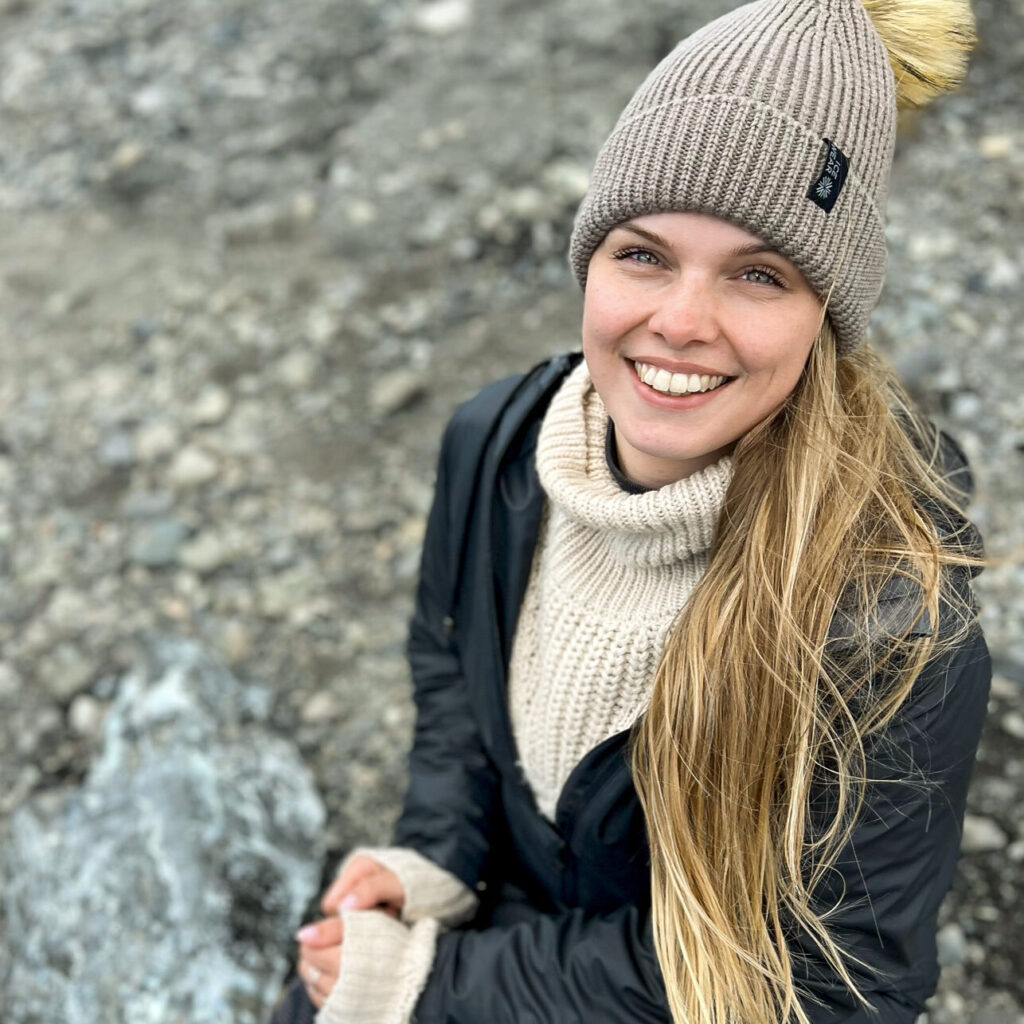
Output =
[
  {"x1": 407, "y1": 627, "x2": 989, "y2": 1024},
  {"x1": 416, "y1": 902, "x2": 672, "y2": 1024},
  {"x1": 390, "y1": 411, "x2": 503, "y2": 891}
]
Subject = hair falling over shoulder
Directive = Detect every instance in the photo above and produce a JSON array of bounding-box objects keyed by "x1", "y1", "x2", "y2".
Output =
[{"x1": 631, "y1": 318, "x2": 983, "y2": 1024}]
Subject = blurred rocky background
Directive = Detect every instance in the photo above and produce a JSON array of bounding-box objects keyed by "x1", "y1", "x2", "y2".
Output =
[{"x1": 0, "y1": 0, "x2": 1020, "y2": 1020}]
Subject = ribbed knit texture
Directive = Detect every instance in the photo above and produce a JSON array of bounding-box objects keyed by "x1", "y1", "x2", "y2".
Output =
[
  {"x1": 342, "y1": 846, "x2": 478, "y2": 926},
  {"x1": 510, "y1": 361, "x2": 733, "y2": 819},
  {"x1": 569, "y1": 0, "x2": 897, "y2": 355},
  {"x1": 316, "y1": 911, "x2": 439, "y2": 1024},
  {"x1": 316, "y1": 848, "x2": 477, "y2": 1024}
]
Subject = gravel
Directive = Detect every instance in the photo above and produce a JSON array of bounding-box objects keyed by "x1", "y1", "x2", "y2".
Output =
[{"x1": 0, "y1": 0, "x2": 1021, "y2": 1018}]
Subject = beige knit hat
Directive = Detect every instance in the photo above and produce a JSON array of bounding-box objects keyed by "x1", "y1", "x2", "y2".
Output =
[{"x1": 569, "y1": 0, "x2": 899, "y2": 356}]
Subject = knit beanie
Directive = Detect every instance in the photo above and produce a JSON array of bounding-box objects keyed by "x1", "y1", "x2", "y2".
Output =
[{"x1": 568, "y1": 0, "x2": 975, "y2": 356}]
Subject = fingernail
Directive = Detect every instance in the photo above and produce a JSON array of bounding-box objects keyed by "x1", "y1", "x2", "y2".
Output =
[
  {"x1": 295, "y1": 925, "x2": 317, "y2": 942},
  {"x1": 341, "y1": 894, "x2": 359, "y2": 910}
]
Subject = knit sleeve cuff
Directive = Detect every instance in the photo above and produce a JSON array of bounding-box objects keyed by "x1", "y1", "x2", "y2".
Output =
[
  {"x1": 340, "y1": 846, "x2": 478, "y2": 926},
  {"x1": 314, "y1": 910, "x2": 438, "y2": 1024}
]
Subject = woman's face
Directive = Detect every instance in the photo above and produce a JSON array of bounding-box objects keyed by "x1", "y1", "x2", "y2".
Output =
[{"x1": 582, "y1": 212, "x2": 824, "y2": 488}]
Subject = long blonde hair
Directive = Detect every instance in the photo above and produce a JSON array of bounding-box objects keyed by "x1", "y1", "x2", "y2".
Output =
[{"x1": 631, "y1": 322, "x2": 981, "y2": 1024}]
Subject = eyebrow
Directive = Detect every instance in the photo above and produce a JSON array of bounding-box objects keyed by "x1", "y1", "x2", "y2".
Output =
[{"x1": 613, "y1": 221, "x2": 785, "y2": 260}]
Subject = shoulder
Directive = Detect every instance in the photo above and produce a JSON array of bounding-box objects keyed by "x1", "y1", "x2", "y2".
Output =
[
  {"x1": 828, "y1": 423, "x2": 983, "y2": 651},
  {"x1": 439, "y1": 351, "x2": 582, "y2": 466}
]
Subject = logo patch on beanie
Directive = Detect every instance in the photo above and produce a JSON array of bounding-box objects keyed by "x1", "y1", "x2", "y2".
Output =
[{"x1": 807, "y1": 139, "x2": 849, "y2": 214}]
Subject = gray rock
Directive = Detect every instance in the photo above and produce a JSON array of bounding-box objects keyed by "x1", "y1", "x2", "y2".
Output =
[
  {"x1": 179, "y1": 531, "x2": 237, "y2": 575},
  {"x1": 961, "y1": 814, "x2": 1008, "y2": 854},
  {"x1": 97, "y1": 430, "x2": 136, "y2": 469},
  {"x1": 369, "y1": 369, "x2": 427, "y2": 416},
  {"x1": 936, "y1": 922, "x2": 968, "y2": 967},
  {"x1": 0, "y1": 638, "x2": 325, "y2": 1024},
  {"x1": 40, "y1": 643, "x2": 95, "y2": 703},
  {"x1": 167, "y1": 446, "x2": 219, "y2": 489},
  {"x1": 970, "y1": 997, "x2": 1024, "y2": 1024},
  {"x1": 412, "y1": 0, "x2": 473, "y2": 35},
  {"x1": 1001, "y1": 712, "x2": 1024, "y2": 741},
  {"x1": 67, "y1": 693, "x2": 105, "y2": 738},
  {"x1": 275, "y1": 351, "x2": 319, "y2": 390},
  {"x1": 130, "y1": 518, "x2": 190, "y2": 568},
  {"x1": 0, "y1": 661, "x2": 22, "y2": 701},
  {"x1": 135, "y1": 420, "x2": 181, "y2": 463},
  {"x1": 120, "y1": 490, "x2": 175, "y2": 520},
  {"x1": 189, "y1": 386, "x2": 233, "y2": 426}
]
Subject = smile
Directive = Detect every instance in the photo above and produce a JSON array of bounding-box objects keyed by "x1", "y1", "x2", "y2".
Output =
[{"x1": 633, "y1": 361, "x2": 731, "y2": 395}]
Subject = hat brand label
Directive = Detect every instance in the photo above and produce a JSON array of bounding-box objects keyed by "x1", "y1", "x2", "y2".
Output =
[{"x1": 807, "y1": 139, "x2": 849, "y2": 213}]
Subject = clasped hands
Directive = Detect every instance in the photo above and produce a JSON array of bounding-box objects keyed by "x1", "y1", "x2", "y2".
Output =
[{"x1": 294, "y1": 854, "x2": 404, "y2": 1009}]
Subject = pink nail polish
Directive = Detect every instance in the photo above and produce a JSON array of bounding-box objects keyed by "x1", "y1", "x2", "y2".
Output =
[
  {"x1": 341, "y1": 894, "x2": 359, "y2": 910},
  {"x1": 295, "y1": 925, "x2": 318, "y2": 942}
]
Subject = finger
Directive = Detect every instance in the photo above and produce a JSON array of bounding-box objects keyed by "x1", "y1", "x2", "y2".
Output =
[
  {"x1": 340, "y1": 870, "x2": 405, "y2": 913},
  {"x1": 321, "y1": 854, "x2": 382, "y2": 914},
  {"x1": 295, "y1": 916, "x2": 343, "y2": 948},
  {"x1": 298, "y1": 955, "x2": 336, "y2": 1009}
]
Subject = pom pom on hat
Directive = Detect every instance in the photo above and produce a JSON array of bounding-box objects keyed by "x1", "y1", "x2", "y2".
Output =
[{"x1": 860, "y1": 0, "x2": 976, "y2": 110}]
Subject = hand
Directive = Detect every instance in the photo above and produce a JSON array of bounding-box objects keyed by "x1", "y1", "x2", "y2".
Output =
[
  {"x1": 320, "y1": 853, "x2": 404, "y2": 918},
  {"x1": 293, "y1": 855, "x2": 406, "y2": 1009}
]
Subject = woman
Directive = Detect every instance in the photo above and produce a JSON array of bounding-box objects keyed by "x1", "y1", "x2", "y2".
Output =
[{"x1": 273, "y1": 0, "x2": 990, "y2": 1021}]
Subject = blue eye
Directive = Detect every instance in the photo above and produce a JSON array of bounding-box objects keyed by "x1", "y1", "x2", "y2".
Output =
[
  {"x1": 612, "y1": 246, "x2": 661, "y2": 266},
  {"x1": 743, "y1": 266, "x2": 785, "y2": 287}
]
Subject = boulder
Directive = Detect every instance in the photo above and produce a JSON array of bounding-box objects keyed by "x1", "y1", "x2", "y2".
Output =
[{"x1": 0, "y1": 638, "x2": 326, "y2": 1024}]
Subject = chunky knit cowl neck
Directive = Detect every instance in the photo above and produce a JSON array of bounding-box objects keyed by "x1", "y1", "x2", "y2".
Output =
[{"x1": 510, "y1": 360, "x2": 733, "y2": 818}]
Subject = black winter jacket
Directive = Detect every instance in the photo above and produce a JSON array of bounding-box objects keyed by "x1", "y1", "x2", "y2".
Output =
[{"x1": 393, "y1": 353, "x2": 991, "y2": 1024}]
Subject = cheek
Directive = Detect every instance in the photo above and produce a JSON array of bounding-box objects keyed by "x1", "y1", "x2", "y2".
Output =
[{"x1": 582, "y1": 274, "x2": 642, "y2": 344}]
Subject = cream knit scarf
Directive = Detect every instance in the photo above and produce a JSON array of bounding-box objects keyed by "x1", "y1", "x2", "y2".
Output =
[{"x1": 509, "y1": 361, "x2": 734, "y2": 820}]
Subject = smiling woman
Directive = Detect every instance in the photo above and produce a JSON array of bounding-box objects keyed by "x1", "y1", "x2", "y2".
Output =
[{"x1": 269, "y1": 2, "x2": 990, "y2": 1024}]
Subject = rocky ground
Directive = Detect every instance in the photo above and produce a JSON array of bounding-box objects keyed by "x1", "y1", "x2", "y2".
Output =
[{"x1": 0, "y1": 0, "x2": 1021, "y2": 1019}]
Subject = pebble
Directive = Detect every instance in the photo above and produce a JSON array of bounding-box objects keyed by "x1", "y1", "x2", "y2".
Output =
[
  {"x1": 345, "y1": 199, "x2": 378, "y2": 226},
  {"x1": 179, "y1": 532, "x2": 236, "y2": 575},
  {"x1": 188, "y1": 386, "x2": 232, "y2": 426},
  {"x1": 369, "y1": 369, "x2": 427, "y2": 415},
  {"x1": 541, "y1": 160, "x2": 592, "y2": 200},
  {"x1": 977, "y1": 134, "x2": 1013, "y2": 159},
  {"x1": 41, "y1": 644, "x2": 95, "y2": 703},
  {"x1": 301, "y1": 691, "x2": 338, "y2": 724},
  {"x1": 97, "y1": 431, "x2": 136, "y2": 469},
  {"x1": 167, "y1": 446, "x2": 219, "y2": 488},
  {"x1": 111, "y1": 141, "x2": 145, "y2": 171},
  {"x1": 1002, "y1": 712, "x2": 1024, "y2": 741},
  {"x1": 68, "y1": 693, "x2": 105, "y2": 738},
  {"x1": 936, "y1": 922, "x2": 968, "y2": 967},
  {"x1": 949, "y1": 392, "x2": 983, "y2": 422},
  {"x1": 218, "y1": 621, "x2": 253, "y2": 666},
  {"x1": 120, "y1": 490, "x2": 174, "y2": 519},
  {"x1": 130, "y1": 518, "x2": 190, "y2": 568},
  {"x1": 45, "y1": 587, "x2": 92, "y2": 632},
  {"x1": 960, "y1": 814, "x2": 1008, "y2": 854},
  {"x1": 135, "y1": 420, "x2": 180, "y2": 462},
  {"x1": 276, "y1": 351, "x2": 319, "y2": 390},
  {"x1": 412, "y1": 0, "x2": 472, "y2": 35},
  {"x1": 0, "y1": 662, "x2": 22, "y2": 702}
]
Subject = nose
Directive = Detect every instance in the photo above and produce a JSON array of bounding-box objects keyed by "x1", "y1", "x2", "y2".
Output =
[{"x1": 645, "y1": 275, "x2": 720, "y2": 348}]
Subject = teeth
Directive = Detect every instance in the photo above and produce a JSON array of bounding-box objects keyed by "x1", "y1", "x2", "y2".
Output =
[{"x1": 634, "y1": 361, "x2": 727, "y2": 395}]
